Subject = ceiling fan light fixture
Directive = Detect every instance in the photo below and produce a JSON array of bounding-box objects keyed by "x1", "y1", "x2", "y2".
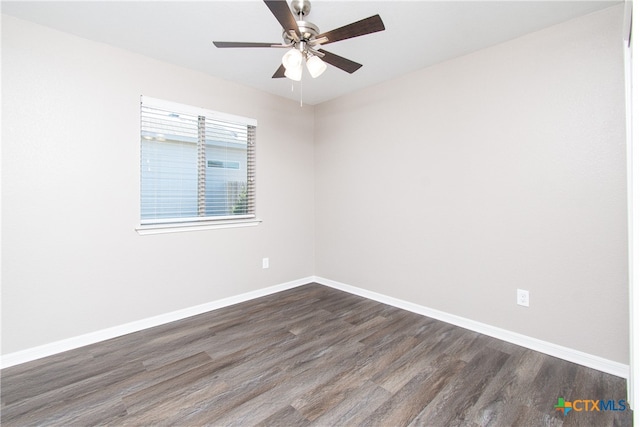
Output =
[
  {"x1": 282, "y1": 48, "x2": 303, "y2": 70},
  {"x1": 212, "y1": 0, "x2": 386, "y2": 86},
  {"x1": 306, "y1": 54, "x2": 327, "y2": 78}
]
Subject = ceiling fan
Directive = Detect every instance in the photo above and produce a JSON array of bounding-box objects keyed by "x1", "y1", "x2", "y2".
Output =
[{"x1": 213, "y1": 0, "x2": 385, "y2": 81}]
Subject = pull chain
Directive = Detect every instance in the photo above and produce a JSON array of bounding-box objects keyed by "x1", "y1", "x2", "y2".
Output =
[{"x1": 299, "y1": 7, "x2": 304, "y2": 107}]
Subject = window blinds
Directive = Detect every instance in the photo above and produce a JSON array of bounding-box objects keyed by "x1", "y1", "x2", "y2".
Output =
[{"x1": 140, "y1": 96, "x2": 256, "y2": 225}]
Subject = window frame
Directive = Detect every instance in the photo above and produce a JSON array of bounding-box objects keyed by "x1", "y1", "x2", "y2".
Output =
[{"x1": 136, "y1": 96, "x2": 260, "y2": 235}]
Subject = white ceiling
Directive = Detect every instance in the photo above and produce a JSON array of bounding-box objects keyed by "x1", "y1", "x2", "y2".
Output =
[{"x1": 1, "y1": 0, "x2": 619, "y2": 105}]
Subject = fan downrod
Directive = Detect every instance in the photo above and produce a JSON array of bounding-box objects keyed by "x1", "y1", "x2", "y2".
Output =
[{"x1": 282, "y1": 0, "x2": 319, "y2": 45}]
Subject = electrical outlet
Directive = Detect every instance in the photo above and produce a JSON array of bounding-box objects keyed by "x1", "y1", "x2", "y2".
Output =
[
  {"x1": 517, "y1": 289, "x2": 529, "y2": 307},
  {"x1": 262, "y1": 258, "x2": 269, "y2": 269}
]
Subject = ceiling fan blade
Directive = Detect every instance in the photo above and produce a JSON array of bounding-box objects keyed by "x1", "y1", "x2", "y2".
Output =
[
  {"x1": 264, "y1": 0, "x2": 301, "y2": 37},
  {"x1": 213, "y1": 41, "x2": 280, "y2": 48},
  {"x1": 317, "y1": 15, "x2": 385, "y2": 45},
  {"x1": 318, "y1": 49, "x2": 362, "y2": 74},
  {"x1": 272, "y1": 64, "x2": 286, "y2": 78}
]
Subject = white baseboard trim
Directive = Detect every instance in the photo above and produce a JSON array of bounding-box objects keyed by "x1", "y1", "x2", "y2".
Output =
[
  {"x1": 312, "y1": 276, "x2": 630, "y2": 379},
  {"x1": 2, "y1": 276, "x2": 629, "y2": 379},
  {"x1": 0, "y1": 277, "x2": 313, "y2": 369}
]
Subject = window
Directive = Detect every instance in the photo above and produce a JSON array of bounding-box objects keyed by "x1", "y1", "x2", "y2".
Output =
[{"x1": 139, "y1": 96, "x2": 257, "y2": 233}]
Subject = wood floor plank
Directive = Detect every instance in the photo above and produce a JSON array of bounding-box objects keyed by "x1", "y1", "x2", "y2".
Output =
[
  {"x1": 409, "y1": 346, "x2": 511, "y2": 425},
  {"x1": 173, "y1": 366, "x2": 287, "y2": 426},
  {"x1": 461, "y1": 347, "x2": 547, "y2": 426},
  {"x1": 360, "y1": 353, "x2": 467, "y2": 426},
  {"x1": 1, "y1": 283, "x2": 632, "y2": 426},
  {"x1": 372, "y1": 334, "x2": 453, "y2": 394},
  {"x1": 254, "y1": 405, "x2": 310, "y2": 427},
  {"x1": 0, "y1": 360, "x2": 144, "y2": 423},
  {"x1": 308, "y1": 380, "x2": 391, "y2": 426},
  {"x1": 112, "y1": 380, "x2": 229, "y2": 427},
  {"x1": 122, "y1": 362, "x2": 223, "y2": 414},
  {"x1": 290, "y1": 356, "x2": 375, "y2": 420}
]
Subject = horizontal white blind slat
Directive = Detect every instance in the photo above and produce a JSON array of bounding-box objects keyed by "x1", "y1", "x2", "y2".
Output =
[{"x1": 141, "y1": 96, "x2": 257, "y2": 127}]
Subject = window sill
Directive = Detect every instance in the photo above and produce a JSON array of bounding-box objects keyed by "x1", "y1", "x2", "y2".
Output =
[{"x1": 136, "y1": 218, "x2": 262, "y2": 235}]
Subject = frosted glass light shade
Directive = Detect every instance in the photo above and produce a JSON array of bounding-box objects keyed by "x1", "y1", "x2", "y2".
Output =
[
  {"x1": 306, "y1": 55, "x2": 327, "y2": 78},
  {"x1": 282, "y1": 49, "x2": 303, "y2": 70},
  {"x1": 284, "y1": 65, "x2": 302, "y2": 81}
]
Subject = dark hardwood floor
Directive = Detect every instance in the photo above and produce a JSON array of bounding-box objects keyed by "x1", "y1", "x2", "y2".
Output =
[{"x1": 1, "y1": 283, "x2": 632, "y2": 426}]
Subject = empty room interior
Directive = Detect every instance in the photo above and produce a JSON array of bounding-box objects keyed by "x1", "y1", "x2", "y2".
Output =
[{"x1": 1, "y1": 0, "x2": 638, "y2": 425}]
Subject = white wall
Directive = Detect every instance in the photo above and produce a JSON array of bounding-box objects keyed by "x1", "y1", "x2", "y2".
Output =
[
  {"x1": 1, "y1": 15, "x2": 315, "y2": 354},
  {"x1": 314, "y1": 5, "x2": 629, "y2": 363}
]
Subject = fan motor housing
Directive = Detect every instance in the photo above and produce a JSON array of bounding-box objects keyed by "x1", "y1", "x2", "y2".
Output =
[{"x1": 283, "y1": 21, "x2": 319, "y2": 44}]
